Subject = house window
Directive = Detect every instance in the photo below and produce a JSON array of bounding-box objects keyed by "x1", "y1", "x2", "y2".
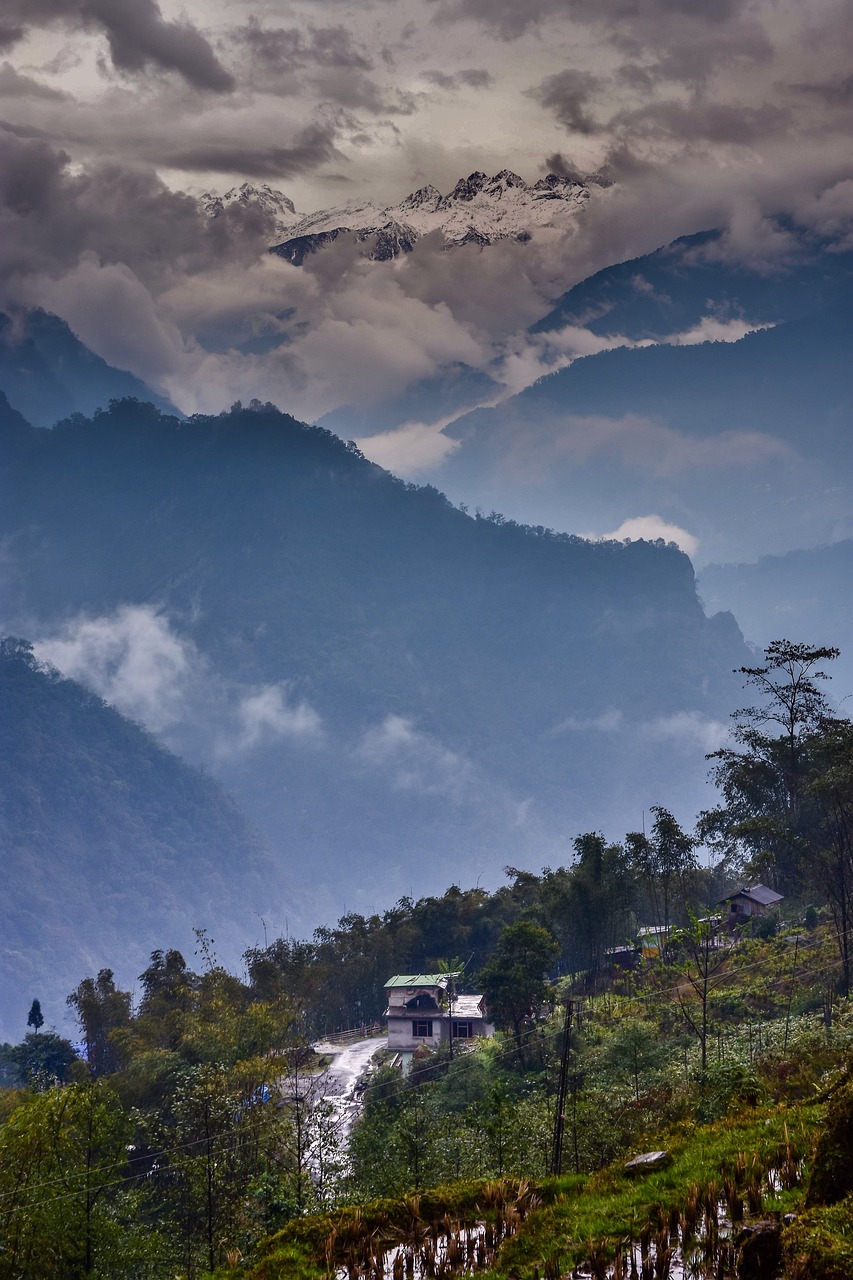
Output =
[
  {"x1": 452, "y1": 1021, "x2": 474, "y2": 1039},
  {"x1": 412, "y1": 1020, "x2": 433, "y2": 1038}
]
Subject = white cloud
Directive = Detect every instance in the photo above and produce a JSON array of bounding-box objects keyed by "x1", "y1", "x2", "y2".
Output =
[
  {"x1": 34, "y1": 604, "x2": 195, "y2": 731},
  {"x1": 356, "y1": 713, "x2": 475, "y2": 801},
  {"x1": 355, "y1": 420, "x2": 460, "y2": 475},
  {"x1": 664, "y1": 316, "x2": 773, "y2": 346},
  {"x1": 33, "y1": 605, "x2": 324, "y2": 756},
  {"x1": 644, "y1": 711, "x2": 730, "y2": 753},
  {"x1": 596, "y1": 514, "x2": 700, "y2": 556},
  {"x1": 550, "y1": 708, "x2": 623, "y2": 734},
  {"x1": 231, "y1": 683, "x2": 323, "y2": 752}
]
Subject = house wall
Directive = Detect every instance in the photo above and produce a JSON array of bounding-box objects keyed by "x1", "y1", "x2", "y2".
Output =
[{"x1": 386, "y1": 1015, "x2": 493, "y2": 1051}]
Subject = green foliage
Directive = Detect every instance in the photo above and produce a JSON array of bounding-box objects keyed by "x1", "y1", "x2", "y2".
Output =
[
  {"x1": 1, "y1": 1031, "x2": 80, "y2": 1088},
  {"x1": 0, "y1": 637, "x2": 280, "y2": 1037},
  {"x1": 478, "y1": 922, "x2": 559, "y2": 1057},
  {"x1": 700, "y1": 641, "x2": 853, "y2": 996},
  {"x1": 67, "y1": 969, "x2": 132, "y2": 1077},
  {"x1": 0, "y1": 1082, "x2": 163, "y2": 1279},
  {"x1": 784, "y1": 1196, "x2": 853, "y2": 1280},
  {"x1": 806, "y1": 1077, "x2": 853, "y2": 1207}
]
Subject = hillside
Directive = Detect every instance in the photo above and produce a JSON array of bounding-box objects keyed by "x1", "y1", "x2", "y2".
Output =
[
  {"x1": 0, "y1": 638, "x2": 293, "y2": 1042},
  {"x1": 436, "y1": 287, "x2": 853, "y2": 567},
  {"x1": 698, "y1": 542, "x2": 853, "y2": 699},
  {"x1": 0, "y1": 395, "x2": 750, "y2": 910},
  {"x1": 531, "y1": 228, "x2": 853, "y2": 339},
  {"x1": 0, "y1": 308, "x2": 177, "y2": 428}
]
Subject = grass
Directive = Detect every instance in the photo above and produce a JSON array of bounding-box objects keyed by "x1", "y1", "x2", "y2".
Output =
[
  {"x1": 222, "y1": 1102, "x2": 822, "y2": 1279},
  {"x1": 484, "y1": 1103, "x2": 821, "y2": 1278}
]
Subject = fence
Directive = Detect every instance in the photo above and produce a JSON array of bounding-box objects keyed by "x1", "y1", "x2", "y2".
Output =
[{"x1": 317, "y1": 1021, "x2": 384, "y2": 1047}]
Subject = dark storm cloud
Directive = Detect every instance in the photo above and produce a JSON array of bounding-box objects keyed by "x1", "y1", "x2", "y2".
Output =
[
  {"x1": 0, "y1": 63, "x2": 69, "y2": 99},
  {"x1": 0, "y1": 128, "x2": 69, "y2": 218},
  {"x1": 429, "y1": 0, "x2": 568, "y2": 40},
  {"x1": 530, "y1": 70, "x2": 602, "y2": 134},
  {"x1": 0, "y1": 119, "x2": 55, "y2": 139},
  {"x1": 1, "y1": 0, "x2": 233, "y2": 92},
  {"x1": 235, "y1": 19, "x2": 373, "y2": 74},
  {"x1": 543, "y1": 152, "x2": 587, "y2": 182},
  {"x1": 791, "y1": 74, "x2": 853, "y2": 107},
  {"x1": 431, "y1": 0, "x2": 745, "y2": 38},
  {"x1": 614, "y1": 100, "x2": 792, "y2": 146},
  {"x1": 617, "y1": 27, "x2": 773, "y2": 92},
  {"x1": 165, "y1": 125, "x2": 339, "y2": 180},
  {"x1": 232, "y1": 18, "x2": 418, "y2": 115},
  {"x1": 421, "y1": 68, "x2": 493, "y2": 90},
  {"x1": 0, "y1": 127, "x2": 270, "y2": 289},
  {"x1": 0, "y1": 24, "x2": 25, "y2": 52}
]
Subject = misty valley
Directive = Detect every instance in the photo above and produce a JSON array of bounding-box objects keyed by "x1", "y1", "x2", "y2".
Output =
[
  {"x1": 2, "y1": 380, "x2": 853, "y2": 1277},
  {"x1": 2, "y1": 122, "x2": 853, "y2": 1277}
]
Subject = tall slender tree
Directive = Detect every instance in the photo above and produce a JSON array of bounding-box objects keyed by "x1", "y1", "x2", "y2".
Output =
[{"x1": 26, "y1": 1000, "x2": 43, "y2": 1035}]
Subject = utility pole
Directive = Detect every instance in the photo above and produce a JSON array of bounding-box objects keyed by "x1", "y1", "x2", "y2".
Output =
[{"x1": 550, "y1": 999, "x2": 573, "y2": 1176}]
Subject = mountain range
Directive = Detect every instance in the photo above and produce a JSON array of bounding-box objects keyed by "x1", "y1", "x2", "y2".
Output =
[
  {"x1": 1, "y1": 394, "x2": 749, "y2": 948},
  {"x1": 365, "y1": 228, "x2": 853, "y2": 574},
  {"x1": 201, "y1": 170, "x2": 598, "y2": 264},
  {"x1": 2, "y1": 190, "x2": 852, "y2": 1026}
]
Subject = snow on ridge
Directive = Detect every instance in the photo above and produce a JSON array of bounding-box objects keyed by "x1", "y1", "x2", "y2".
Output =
[
  {"x1": 199, "y1": 182, "x2": 299, "y2": 240},
  {"x1": 198, "y1": 169, "x2": 603, "y2": 260}
]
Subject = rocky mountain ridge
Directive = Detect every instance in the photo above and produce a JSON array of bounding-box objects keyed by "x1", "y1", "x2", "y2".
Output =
[
  {"x1": 200, "y1": 169, "x2": 599, "y2": 263},
  {"x1": 199, "y1": 181, "x2": 298, "y2": 240}
]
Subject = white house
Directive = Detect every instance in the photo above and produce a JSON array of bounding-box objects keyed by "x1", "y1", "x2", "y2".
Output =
[{"x1": 384, "y1": 974, "x2": 494, "y2": 1053}]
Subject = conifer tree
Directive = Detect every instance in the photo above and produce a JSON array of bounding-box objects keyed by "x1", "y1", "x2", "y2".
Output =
[{"x1": 26, "y1": 999, "x2": 44, "y2": 1034}]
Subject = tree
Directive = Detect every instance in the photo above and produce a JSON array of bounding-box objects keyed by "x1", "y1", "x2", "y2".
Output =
[
  {"x1": 0, "y1": 1082, "x2": 160, "y2": 1278},
  {"x1": 478, "y1": 921, "x2": 559, "y2": 1062},
  {"x1": 5, "y1": 1032, "x2": 79, "y2": 1087},
  {"x1": 67, "y1": 969, "x2": 132, "y2": 1077},
  {"x1": 26, "y1": 999, "x2": 44, "y2": 1035},
  {"x1": 604, "y1": 1018, "x2": 667, "y2": 1102},
  {"x1": 628, "y1": 806, "x2": 696, "y2": 934},
  {"x1": 736, "y1": 641, "x2": 840, "y2": 779},
  {"x1": 700, "y1": 641, "x2": 853, "y2": 991},
  {"x1": 669, "y1": 913, "x2": 731, "y2": 1071},
  {"x1": 568, "y1": 833, "x2": 635, "y2": 972}
]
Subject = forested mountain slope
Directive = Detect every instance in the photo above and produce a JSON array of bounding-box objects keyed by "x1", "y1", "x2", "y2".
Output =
[
  {"x1": 0, "y1": 309, "x2": 177, "y2": 428},
  {"x1": 0, "y1": 638, "x2": 290, "y2": 1041},
  {"x1": 432, "y1": 244, "x2": 853, "y2": 567},
  {"x1": 1, "y1": 396, "x2": 749, "y2": 908}
]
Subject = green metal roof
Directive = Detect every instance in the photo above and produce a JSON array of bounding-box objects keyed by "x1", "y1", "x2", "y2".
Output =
[{"x1": 384, "y1": 973, "x2": 459, "y2": 987}]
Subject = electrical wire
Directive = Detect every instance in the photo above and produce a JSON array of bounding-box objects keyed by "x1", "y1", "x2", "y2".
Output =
[{"x1": 1, "y1": 922, "x2": 849, "y2": 1216}]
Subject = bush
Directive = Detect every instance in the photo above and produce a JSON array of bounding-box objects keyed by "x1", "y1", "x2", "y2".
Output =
[{"x1": 806, "y1": 1078, "x2": 853, "y2": 1207}]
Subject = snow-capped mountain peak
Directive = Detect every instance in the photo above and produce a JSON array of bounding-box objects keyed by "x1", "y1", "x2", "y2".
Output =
[
  {"x1": 397, "y1": 184, "x2": 442, "y2": 214},
  {"x1": 199, "y1": 183, "x2": 299, "y2": 240},
  {"x1": 199, "y1": 169, "x2": 600, "y2": 264}
]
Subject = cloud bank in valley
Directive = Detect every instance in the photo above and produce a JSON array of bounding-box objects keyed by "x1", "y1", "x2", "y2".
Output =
[{"x1": 32, "y1": 604, "x2": 324, "y2": 756}]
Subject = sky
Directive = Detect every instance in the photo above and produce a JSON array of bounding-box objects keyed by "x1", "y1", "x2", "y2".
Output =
[{"x1": 1, "y1": 0, "x2": 853, "y2": 560}]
